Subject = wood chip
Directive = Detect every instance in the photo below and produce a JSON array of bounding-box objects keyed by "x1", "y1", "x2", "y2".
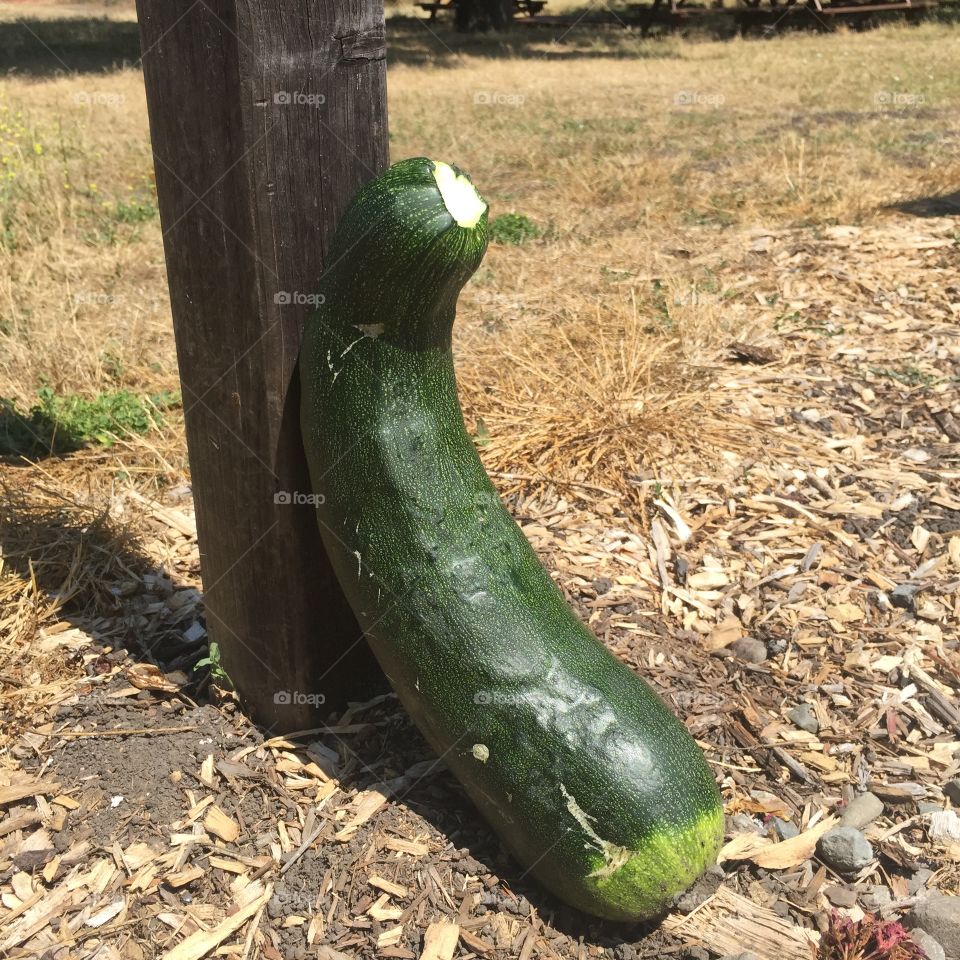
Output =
[
  {"x1": 204, "y1": 805, "x2": 240, "y2": 843},
  {"x1": 419, "y1": 921, "x2": 460, "y2": 960},
  {"x1": 161, "y1": 883, "x2": 271, "y2": 960},
  {"x1": 664, "y1": 886, "x2": 819, "y2": 958}
]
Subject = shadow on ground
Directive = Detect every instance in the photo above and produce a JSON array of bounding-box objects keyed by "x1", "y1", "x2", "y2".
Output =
[
  {"x1": 0, "y1": 469, "x2": 666, "y2": 953},
  {"x1": 891, "y1": 190, "x2": 960, "y2": 218},
  {"x1": 0, "y1": 475, "x2": 210, "y2": 675},
  {"x1": 0, "y1": 17, "x2": 140, "y2": 74},
  {"x1": 0, "y1": 8, "x2": 937, "y2": 75}
]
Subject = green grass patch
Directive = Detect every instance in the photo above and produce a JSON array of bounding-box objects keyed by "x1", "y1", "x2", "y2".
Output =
[
  {"x1": 0, "y1": 386, "x2": 179, "y2": 457},
  {"x1": 488, "y1": 212, "x2": 540, "y2": 245}
]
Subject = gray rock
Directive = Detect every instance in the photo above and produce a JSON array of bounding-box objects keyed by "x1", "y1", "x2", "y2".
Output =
[
  {"x1": 840, "y1": 791, "x2": 885, "y2": 829},
  {"x1": 910, "y1": 929, "x2": 945, "y2": 960},
  {"x1": 718, "y1": 955, "x2": 758, "y2": 960},
  {"x1": 728, "y1": 813, "x2": 763, "y2": 835},
  {"x1": 944, "y1": 780, "x2": 960, "y2": 806},
  {"x1": 773, "y1": 817, "x2": 799, "y2": 840},
  {"x1": 920, "y1": 801, "x2": 945, "y2": 815},
  {"x1": 861, "y1": 884, "x2": 893, "y2": 913},
  {"x1": 817, "y1": 826, "x2": 874, "y2": 875},
  {"x1": 729, "y1": 637, "x2": 768, "y2": 663},
  {"x1": 788, "y1": 702, "x2": 820, "y2": 733},
  {"x1": 890, "y1": 582, "x2": 921, "y2": 610},
  {"x1": 824, "y1": 885, "x2": 859, "y2": 908},
  {"x1": 907, "y1": 897, "x2": 960, "y2": 959},
  {"x1": 910, "y1": 867, "x2": 935, "y2": 895}
]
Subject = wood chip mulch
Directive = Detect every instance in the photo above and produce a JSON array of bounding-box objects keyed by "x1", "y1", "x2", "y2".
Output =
[{"x1": 0, "y1": 213, "x2": 958, "y2": 959}]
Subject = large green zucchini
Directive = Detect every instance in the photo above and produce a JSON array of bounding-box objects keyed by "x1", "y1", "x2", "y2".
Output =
[{"x1": 300, "y1": 157, "x2": 723, "y2": 922}]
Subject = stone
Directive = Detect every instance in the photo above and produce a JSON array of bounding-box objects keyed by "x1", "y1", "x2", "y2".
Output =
[
  {"x1": 817, "y1": 827, "x2": 874, "y2": 875},
  {"x1": 944, "y1": 780, "x2": 960, "y2": 806},
  {"x1": 909, "y1": 867, "x2": 935, "y2": 895},
  {"x1": 920, "y1": 801, "x2": 945, "y2": 815},
  {"x1": 729, "y1": 637, "x2": 768, "y2": 663},
  {"x1": 840, "y1": 792, "x2": 885, "y2": 829},
  {"x1": 890, "y1": 582, "x2": 921, "y2": 610},
  {"x1": 787, "y1": 703, "x2": 820, "y2": 733},
  {"x1": 773, "y1": 817, "x2": 799, "y2": 841},
  {"x1": 824, "y1": 885, "x2": 859, "y2": 908},
  {"x1": 861, "y1": 884, "x2": 893, "y2": 913},
  {"x1": 909, "y1": 929, "x2": 945, "y2": 960},
  {"x1": 907, "y1": 896, "x2": 960, "y2": 959},
  {"x1": 728, "y1": 813, "x2": 763, "y2": 835}
]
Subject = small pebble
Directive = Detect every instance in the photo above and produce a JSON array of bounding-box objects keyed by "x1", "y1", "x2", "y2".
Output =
[
  {"x1": 686, "y1": 948, "x2": 710, "y2": 960},
  {"x1": 909, "y1": 929, "x2": 945, "y2": 960},
  {"x1": 890, "y1": 583, "x2": 921, "y2": 610},
  {"x1": 907, "y1": 896, "x2": 960, "y2": 958},
  {"x1": 824, "y1": 885, "x2": 859, "y2": 908},
  {"x1": 728, "y1": 813, "x2": 764, "y2": 835},
  {"x1": 592, "y1": 577, "x2": 614, "y2": 595},
  {"x1": 787, "y1": 703, "x2": 819, "y2": 734},
  {"x1": 773, "y1": 817, "x2": 799, "y2": 841},
  {"x1": 909, "y1": 867, "x2": 935, "y2": 895},
  {"x1": 840, "y1": 791, "x2": 885, "y2": 829},
  {"x1": 729, "y1": 638, "x2": 768, "y2": 664},
  {"x1": 943, "y1": 780, "x2": 960, "y2": 806},
  {"x1": 818, "y1": 826, "x2": 874, "y2": 875},
  {"x1": 861, "y1": 885, "x2": 893, "y2": 913}
]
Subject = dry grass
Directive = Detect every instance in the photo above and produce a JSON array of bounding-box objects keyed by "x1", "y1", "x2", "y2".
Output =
[{"x1": 0, "y1": 13, "x2": 955, "y2": 503}]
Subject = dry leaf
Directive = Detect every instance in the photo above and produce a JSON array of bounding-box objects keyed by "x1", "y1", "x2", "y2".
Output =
[
  {"x1": 719, "y1": 815, "x2": 837, "y2": 869},
  {"x1": 126, "y1": 663, "x2": 180, "y2": 694}
]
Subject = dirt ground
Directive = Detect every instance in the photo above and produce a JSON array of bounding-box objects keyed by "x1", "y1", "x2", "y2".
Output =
[{"x1": 1, "y1": 5, "x2": 959, "y2": 960}]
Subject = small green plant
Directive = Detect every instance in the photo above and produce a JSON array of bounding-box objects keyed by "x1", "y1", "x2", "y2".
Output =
[
  {"x1": 194, "y1": 641, "x2": 233, "y2": 688},
  {"x1": 111, "y1": 199, "x2": 157, "y2": 224},
  {"x1": 869, "y1": 365, "x2": 939, "y2": 388},
  {"x1": 600, "y1": 265, "x2": 635, "y2": 281},
  {"x1": 473, "y1": 416, "x2": 492, "y2": 447},
  {"x1": 0, "y1": 387, "x2": 180, "y2": 456},
  {"x1": 488, "y1": 212, "x2": 539, "y2": 245}
]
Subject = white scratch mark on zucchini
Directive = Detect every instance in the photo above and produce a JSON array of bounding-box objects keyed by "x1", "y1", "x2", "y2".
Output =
[
  {"x1": 353, "y1": 550, "x2": 362, "y2": 578},
  {"x1": 559, "y1": 783, "x2": 632, "y2": 878},
  {"x1": 339, "y1": 335, "x2": 365, "y2": 359}
]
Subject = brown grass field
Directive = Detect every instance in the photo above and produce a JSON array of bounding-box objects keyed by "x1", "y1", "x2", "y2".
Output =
[{"x1": 0, "y1": 5, "x2": 959, "y2": 959}]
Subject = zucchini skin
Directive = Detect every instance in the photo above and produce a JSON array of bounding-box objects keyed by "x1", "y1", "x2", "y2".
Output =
[{"x1": 300, "y1": 158, "x2": 723, "y2": 922}]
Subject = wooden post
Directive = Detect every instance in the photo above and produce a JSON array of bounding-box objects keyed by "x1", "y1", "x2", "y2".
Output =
[{"x1": 136, "y1": 0, "x2": 389, "y2": 729}]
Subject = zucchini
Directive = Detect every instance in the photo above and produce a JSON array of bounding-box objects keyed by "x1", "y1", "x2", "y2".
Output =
[{"x1": 300, "y1": 157, "x2": 723, "y2": 922}]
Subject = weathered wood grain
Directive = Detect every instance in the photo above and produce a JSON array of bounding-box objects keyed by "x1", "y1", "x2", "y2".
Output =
[{"x1": 136, "y1": 0, "x2": 389, "y2": 727}]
